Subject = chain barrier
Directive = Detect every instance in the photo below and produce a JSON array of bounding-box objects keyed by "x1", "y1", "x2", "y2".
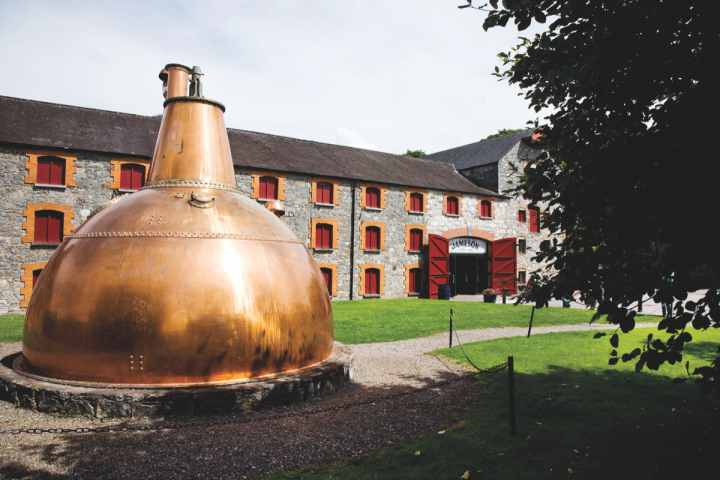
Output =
[
  {"x1": 450, "y1": 320, "x2": 509, "y2": 374},
  {"x1": 1, "y1": 371, "x2": 492, "y2": 436}
]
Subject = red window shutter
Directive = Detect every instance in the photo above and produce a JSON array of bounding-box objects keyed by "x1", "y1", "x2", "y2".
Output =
[
  {"x1": 409, "y1": 268, "x2": 421, "y2": 293},
  {"x1": 410, "y1": 193, "x2": 422, "y2": 212},
  {"x1": 50, "y1": 158, "x2": 65, "y2": 185},
  {"x1": 428, "y1": 234, "x2": 449, "y2": 299},
  {"x1": 518, "y1": 210, "x2": 526, "y2": 223},
  {"x1": 366, "y1": 269, "x2": 379, "y2": 295},
  {"x1": 34, "y1": 211, "x2": 49, "y2": 243},
  {"x1": 316, "y1": 224, "x2": 331, "y2": 249},
  {"x1": 410, "y1": 229, "x2": 422, "y2": 251},
  {"x1": 366, "y1": 227, "x2": 379, "y2": 250},
  {"x1": 518, "y1": 238, "x2": 526, "y2": 254},
  {"x1": 33, "y1": 269, "x2": 42, "y2": 289},
  {"x1": 321, "y1": 268, "x2": 331, "y2": 295},
  {"x1": 447, "y1": 197, "x2": 458, "y2": 215},
  {"x1": 37, "y1": 158, "x2": 51, "y2": 184},
  {"x1": 529, "y1": 208, "x2": 539, "y2": 233},
  {"x1": 131, "y1": 165, "x2": 145, "y2": 190},
  {"x1": 367, "y1": 188, "x2": 379, "y2": 208},
  {"x1": 317, "y1": 183, "x2": 332, "y2": 204},
  {"x1": 120, "y1": 165, "x2": 132, "y2": 190},
  {"x1": 481, "y1": 201, "x2": 491, "y2": 217},
  {"x1": 48, "y1": 211, "x2": 63, "y2": 243}
]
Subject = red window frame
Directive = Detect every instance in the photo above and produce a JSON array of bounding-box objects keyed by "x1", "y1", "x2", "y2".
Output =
[
  {"x1": 317, "y1": 182, "x2": 333, "y2": 204},
  {"x1": 365, "y1": 268, "x2": 379, "y2": 295},
  {"x1": 447, "y1": 197, "x2": 458, "y2": 215},
  {"x1": 320, "y1": 267, "x2": 332, "y2": 295},
  {"x1": 480, "y1": 200, "x2": 491, "y2": 217},
  {"x1": 315, "y1": 224, "x2": 332, "y2": 249},
  {"x1": 366, "y1": 227, "x2": 380, "y2": 250},
  {"x1": 410, "y1": 229, "x2": 423, "y2": 251},
  {"x1": 37, "y1": 156, "x2": 66, "y2": 186},
  {"x1": 259, "y1": 176, "x2": 278, "y2": 200},
  {"x1": 518, "y1": 210, "x2": 526, "y2": 223},
  {"x1": 34, "y1": 210, "x2": 64, "y2": 243},
  {"x1": 33, "y1": 269, "x2": 43, "y2": 289},
  {"x1": 529, "y1": 207, "x2": 540, "y2": 233},
  {"x1": 120, "y1": 164, "x2": 146, "y2": 191},
  {"x1": 366, "y1": 187, "x2": 380, "y2": 208},
  {"x1": 518, "y1": 238, "x2": 527, "y2": 254},
  {"x1": 410, "y1": 193, "x2": 423, "y2": 212},
  {"x1": 409, "y1": 268, "x2": 421, "y2": 294}
]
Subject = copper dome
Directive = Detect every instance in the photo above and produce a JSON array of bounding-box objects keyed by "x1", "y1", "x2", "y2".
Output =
[{"x1": 21, "y1": 64, "x2": 334, "y2": 387}]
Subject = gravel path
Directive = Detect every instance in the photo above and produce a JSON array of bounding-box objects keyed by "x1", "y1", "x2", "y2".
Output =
[{"x1": 0, "y1": 323, "x2": 656, "y2": 479}]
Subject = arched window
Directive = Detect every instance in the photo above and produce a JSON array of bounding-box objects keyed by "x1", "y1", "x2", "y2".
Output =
[
  {"x1": 34, "y1": 210, "x2": 63, "y2": 243},
  {"x1": 529, "y1": 207, "x2": 540, "y2": 233},
  {"x1": 320, "y1": 267, "x2": 332, "y2": 295},
  {"x1": 409, "y1": 268, "x2": 422, "y2": 294},
  {"x1": 317, "y1": 182, "x2": 333, "y2": 204},
  {"x1": 120, "y1": 164, "x2": 146, "y2": 191},
  {"x1": 480, "y1": 200, "x2": 491, "y2": 218},
  {"x1": 365, "y1": 268, "x2": 380, "y2": 295},
  {"x1": 366, "y1": 187, "x2": 380, "y2": 208},
  {"x1": 410, "y1": 229, "x2": 423, "y2": 251},
  {"x1": 447, "y1": 196, "x2": 459, "y2": 215},
  {"x1": 33, "y1": 269, "x2": 43, "y2": 289},
  {"x1": 518, "y1": 209, "x2": 526, "y2": 223},
  {"x1": 518, "y1": 238, "x2": 527, "y2": 254},
  {"x1": 365, "y1": 226, "x2": 380, "y2": 250},
  {"x1": 315, "y1": 223, "x2": 332, "y2": 249},
  {"x1": 259, "y1": 176, "x2": 278, "y2": 200},
  {"x1": 410, "y1": 192, "x2": 423, "y2": 212},
  {"x1": 37, "y1": 156, "x2": 66, "y2": 186}
]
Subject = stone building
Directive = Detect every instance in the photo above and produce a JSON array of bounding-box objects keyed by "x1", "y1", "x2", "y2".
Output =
[{"x1": 0, "y1": 96, "x2": 549, "y2": 314}]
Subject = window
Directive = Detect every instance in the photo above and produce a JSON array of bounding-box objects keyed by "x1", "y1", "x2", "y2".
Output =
[
  {"x1": 447, "y1": 196, "x2": 459, "y2": 215},
  {"x1": 529, "y1": 207, "x2": 540, "y2": 233},
  {"x1": 259, "y1": 176, "x2": 278, "y2": 200},
  {"x1": 34, "y1": 210, "x2": 63, "y2": 243},
  {"x1": 410, "y1": 229, "x2": 423, "y2": 251},
  {"x1": 366, "y1": 187, "x2": 380, "y2": 208},
  {"x1": 36, "y1": 156, "x2": 65, "y2": 185},
  {"x1": 316, "y1": 182, "x2": 333, "y2": 204},
  {"x1": 33, "y1": 269, "x2": 43, "y2": 289},
  {"x1": 518, "y1": 209, "x2": 526, "y2": 223},
  {"x1": 410, "y1": 193, "x2": 423, "y2": 212},
  {"x1": 320, "y1": 267, "x2": 332, "y2": 295},
  {"x1": 365, "y1": 268, "x2": 380, "y2": 295},
  {"x1": 315, "y1": 223, "x2": 332, "y2": 249},
  {"x1": 120, "y1": 164, "x2": 146, "y2": 191},
  {"x1": 409, "y1": 268, "x2": 422, "y2": 294},
  {"x1": 480, "y1": 200, "x2": 491, "y2": 218},
  {"x1": 518, "y1": 270, "x2": 526, "y2": 284},
  {"x1": 518, "y1": 238, "x2": 527, "y2": 254},
  {"x1": 366, "y1": 226, "x2": 380, "y2": 250}
]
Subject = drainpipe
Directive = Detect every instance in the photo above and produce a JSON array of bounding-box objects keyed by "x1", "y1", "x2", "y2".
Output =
[{"x1": 349, "y1": 182, "x2": 357, "y2": 300}]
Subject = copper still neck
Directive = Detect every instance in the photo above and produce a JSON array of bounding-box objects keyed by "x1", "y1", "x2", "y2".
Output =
[{"x1": 148, "y1": 63, "x2": 235, "y2": 186}]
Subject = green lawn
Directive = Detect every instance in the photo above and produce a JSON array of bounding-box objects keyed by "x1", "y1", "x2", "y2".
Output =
[
  {"x1": 332, "y1": 299, "x2": 659, "y2": 345},
  {"x1": 274, "y1": 327, "x2": 720, "y2": 479},
  {"x1": 0, "y1": 315, "x2": 23, "y2": 343}
]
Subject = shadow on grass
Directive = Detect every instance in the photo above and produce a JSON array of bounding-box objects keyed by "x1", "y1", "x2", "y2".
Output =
[{"x1": 0, "y1": 365, "x2": 477, "y2": 479}]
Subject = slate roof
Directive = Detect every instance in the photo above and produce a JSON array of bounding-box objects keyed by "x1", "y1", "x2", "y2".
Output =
[
  {"x1": 0, "y1": 96, "x2": 499, "y2": 196},
  {"x1": 425, "y1": 129, "x2": 536, "y2": 171}
]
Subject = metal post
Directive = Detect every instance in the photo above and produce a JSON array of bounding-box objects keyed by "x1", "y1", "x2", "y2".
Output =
[
  {"x1": 526, "y1": 306, "x2": 535, "y2": 338},
  {"x1": 508, "y1": 356, "x2": 516, "y2": 436},
  {"x1": 449, "y1": 309, "x2": 453, "y2": 348}
]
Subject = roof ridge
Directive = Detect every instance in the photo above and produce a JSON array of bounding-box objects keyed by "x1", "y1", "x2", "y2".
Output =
[
  {"x1": 427, "y1": 128, "x2": 534, "y2": 157},
  {"x1": 0, "y1": 95, "x2": 159, "y2": 120}
]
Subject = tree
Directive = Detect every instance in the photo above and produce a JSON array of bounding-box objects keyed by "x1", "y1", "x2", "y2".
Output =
[
  {"x1": 464, "y1": 0, "x2": 719, "y2": 393},
  {"x1": 402, "y1": 149, "x2": 427, "y2": 158},
  {"x1": 484, "y1": 128, "x2": 524, "y2": 140}
]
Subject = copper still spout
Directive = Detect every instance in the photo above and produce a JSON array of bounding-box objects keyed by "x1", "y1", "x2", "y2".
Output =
[{"x1": 20, "y1": 64, "x2": 335, "y2": 387}]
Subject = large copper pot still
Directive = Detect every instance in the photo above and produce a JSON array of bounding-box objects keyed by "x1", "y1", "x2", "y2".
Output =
[{"x1": 21, "y1": 64, "x2": 335, "y2": 387}]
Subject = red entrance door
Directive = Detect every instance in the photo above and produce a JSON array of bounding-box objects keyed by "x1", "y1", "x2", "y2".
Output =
[
  {"x1": 492, "y1": 238, "x2": 517, "y2": 294},
  {"x1": 428, "y1": 234, "x2": 449, "y2": 299}
]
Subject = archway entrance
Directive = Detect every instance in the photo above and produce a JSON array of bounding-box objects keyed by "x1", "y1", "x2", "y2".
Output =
[{"x1": 448, "y1": 237, "x2": 488, "y2": 296}]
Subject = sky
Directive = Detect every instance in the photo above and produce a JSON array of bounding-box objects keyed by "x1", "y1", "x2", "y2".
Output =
[{"x1": 0, "y1": 0, "x2": 546, "y2": 155}]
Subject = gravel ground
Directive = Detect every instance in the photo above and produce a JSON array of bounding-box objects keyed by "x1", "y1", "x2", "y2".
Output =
[{"x1": 0, "y1": 323, "x2": 656, "y2": 480}]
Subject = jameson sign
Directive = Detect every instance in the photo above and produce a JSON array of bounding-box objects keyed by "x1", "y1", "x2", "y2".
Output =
[{"x1": 449, "y1": 237, "x2": 487, "y2": 254}]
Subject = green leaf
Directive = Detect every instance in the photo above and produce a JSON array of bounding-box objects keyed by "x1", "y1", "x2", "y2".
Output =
[
  {"x1": 608, "y1": 358, "x2": 619, "y2": 366},
  {"x1": 458, "y1": 4, "x2": 471, "y2": 9},
  {"x1": 593, "y1": 332, "x2": 606, "y2": 339},
  {"x1": 610, "y1": 349, "x2": 617, "y2": 357},
  {"x1": 534, "y1": 10, "x2": 546, "y2": 23},
  {"x1": 610, "y1": 333, "x2": 619, "y2": 348}
]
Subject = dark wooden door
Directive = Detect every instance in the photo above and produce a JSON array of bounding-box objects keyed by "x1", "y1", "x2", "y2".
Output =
[
  {"x1": 428, "y1": 234, "x2": 449, "y2": 299},
  {"x1": 456, "y1": 256, "x2": 478, "y2": 295},
  {"x1": 492, "y1": 238, "x2": 517, "y2": 294}
]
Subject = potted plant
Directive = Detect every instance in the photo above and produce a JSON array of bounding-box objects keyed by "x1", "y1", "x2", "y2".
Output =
[{"x1": 482, "y1": 288, "x2": 499, "y2": 303}]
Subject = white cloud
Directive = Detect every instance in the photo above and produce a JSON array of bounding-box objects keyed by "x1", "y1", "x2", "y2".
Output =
[{"x1": 334, "y1": 127, "x2": 377, "y2": 151}]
